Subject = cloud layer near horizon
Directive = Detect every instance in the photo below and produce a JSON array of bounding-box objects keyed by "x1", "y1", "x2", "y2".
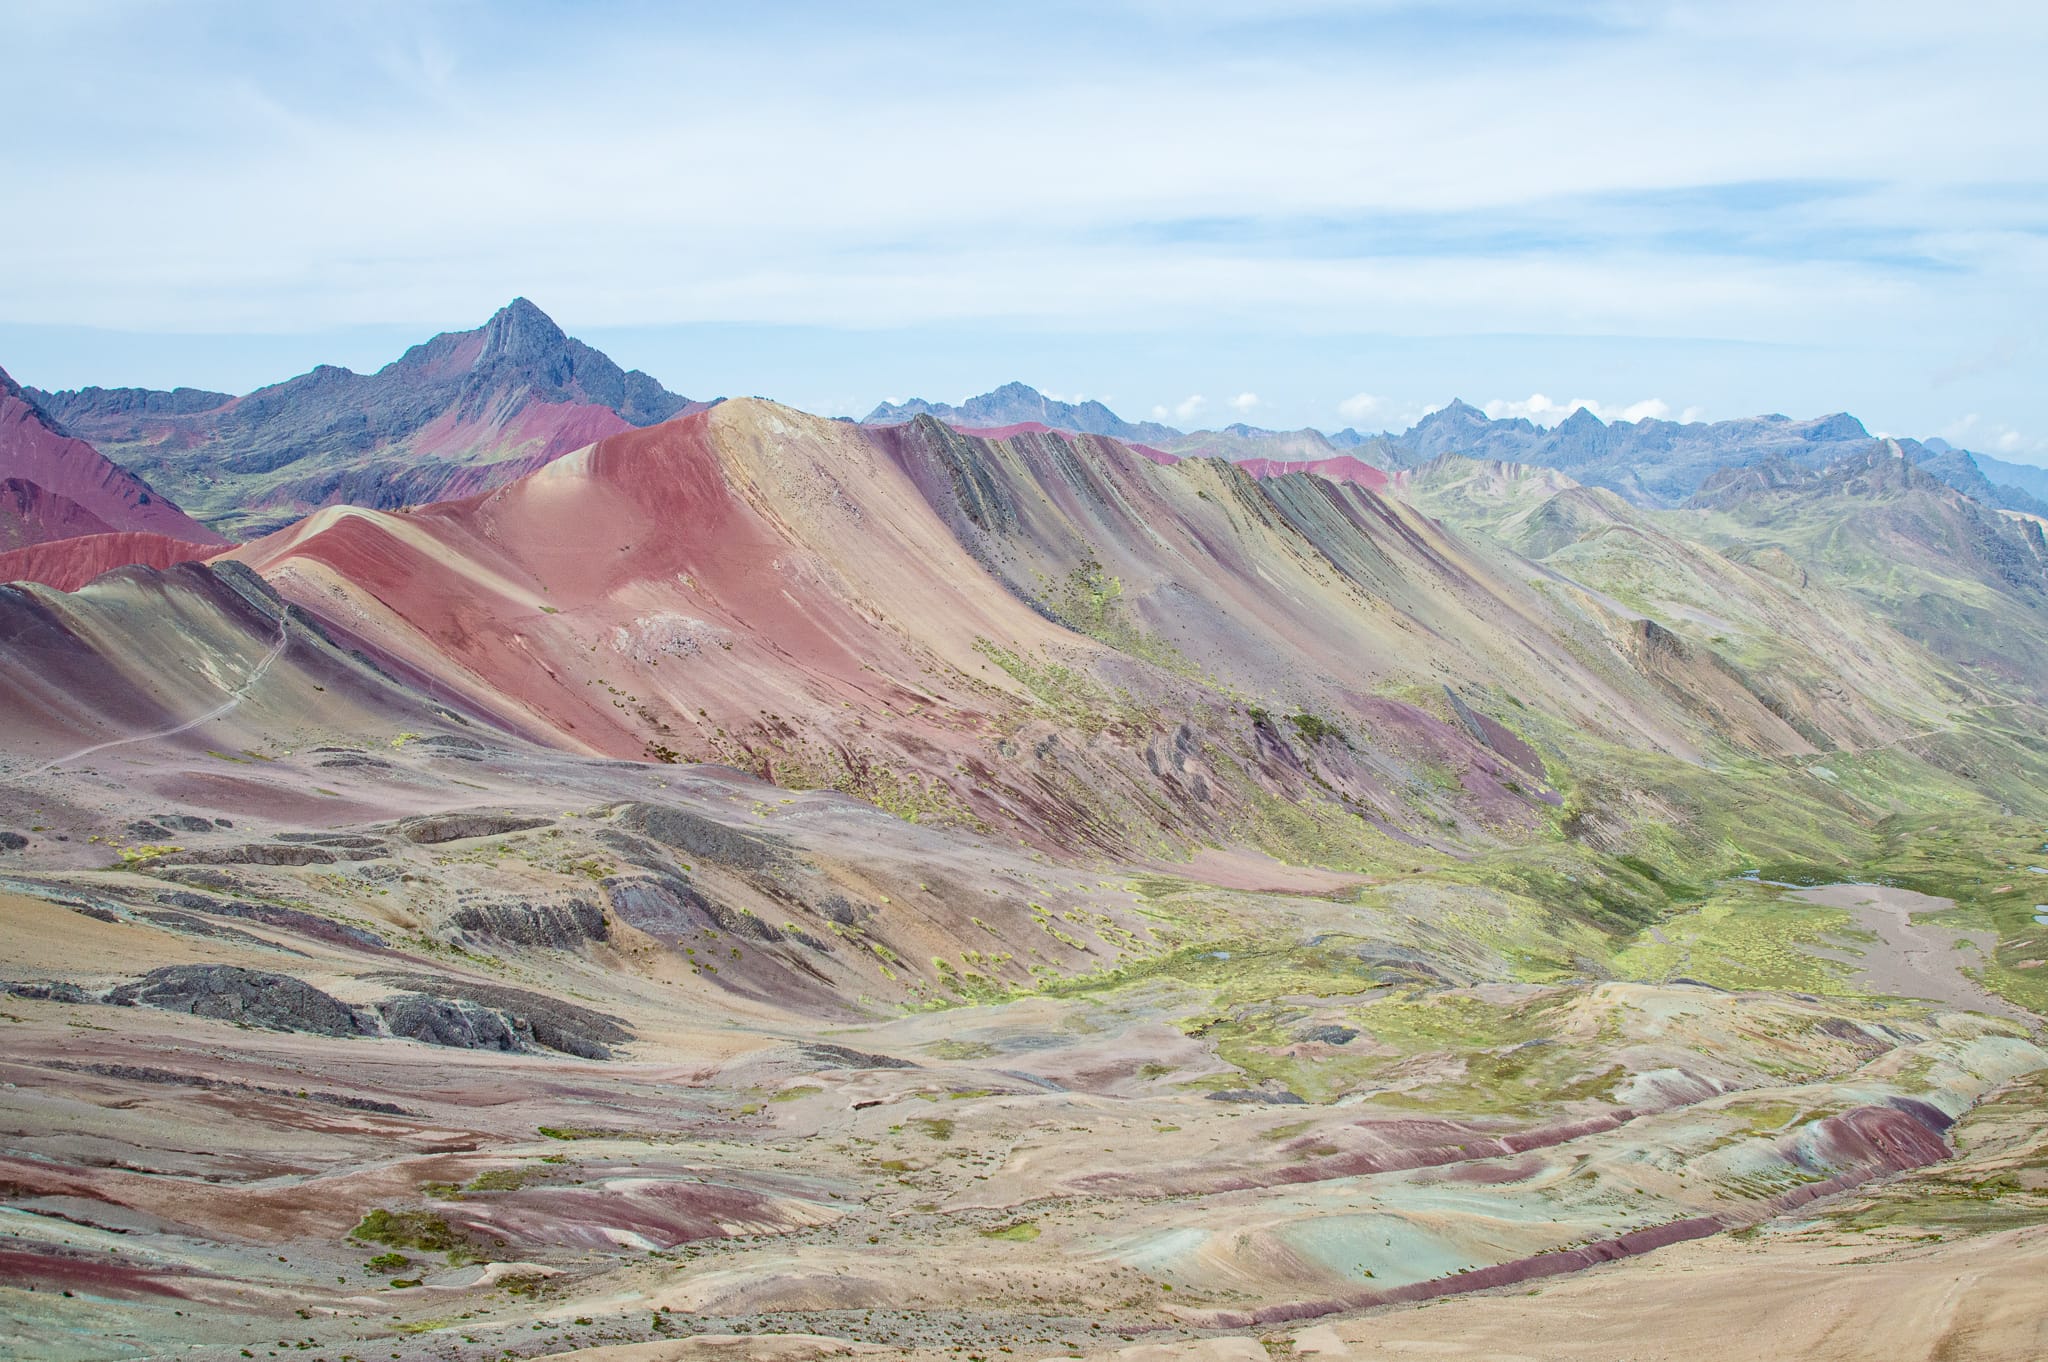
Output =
[{"x1": 2, "y1": 1, "x2": 2043, "y2": 454}]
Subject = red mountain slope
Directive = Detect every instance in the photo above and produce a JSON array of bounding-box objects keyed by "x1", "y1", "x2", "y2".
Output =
[
  {"x1": 0, "y1": 365, "x2": 226, "y2": 547},
  {"x1": 0, "y1": 531, "x2": 228, "y2": 590},
  {"x1": 0, "y1": 477, "x2": 116, "y2": 551},
  {"x1": 221, "y1": 399, "x2": 1867, "y2": 861}
]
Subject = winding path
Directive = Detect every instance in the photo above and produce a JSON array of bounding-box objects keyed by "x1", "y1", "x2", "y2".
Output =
[{"x1": 22, "y1": 612, "x2": 291, "y2": 778}]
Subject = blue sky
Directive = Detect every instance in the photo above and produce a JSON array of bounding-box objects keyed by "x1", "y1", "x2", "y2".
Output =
[{"x1": 2, "y1": 0, "x2": 2044, "y2": 459}]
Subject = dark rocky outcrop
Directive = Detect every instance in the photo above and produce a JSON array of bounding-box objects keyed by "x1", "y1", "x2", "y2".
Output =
[
  {"x1": 377, "y1": 994, "x2": 525, "y2": 1051},
  {"x1": 614, "y1": 803, "x2": 794, "y2": 874},
  {"x1": 792, "y1": 1042, "x2": 917, "y2": 1071},
  {"x1": 128, "y1": 814, "x2": 217, "y2": 839},
  {"x1": 153, "y1": 891, "x2": 389, "y2": 951},
  {"x1": 6, "y1": 980, "x2": 88, "y2": 1003},
  {"x1": 107, "y1": 965, "x2": 376, "y2": 1038},
  {"x1": 151, "y1": 843, "x2": 339, "y2": 867},
  {"x1": 137, "y1": 909, "x2": 299, "y2": 952},
  {"x1": 450, "y1": 898, "x2": 607, "y2": 949},
  {"x1": 317, "y1": 751, "x2": 394, "y2": 770},
  {"x1": 367, "y1": 972, "x2": 629, "y2": 1060},
  {"x1": 606, "y1": 874, "x2": 783, "y2": 944},
  {"x1": 396, "y1": 812, "x2": 551, "y2": 844},
  {"x1": 274, "y1": 832, "x2": 387, "y2": 849},
  {"x1": 415, "y1": 733, "x2": 494, "y2": 760}
]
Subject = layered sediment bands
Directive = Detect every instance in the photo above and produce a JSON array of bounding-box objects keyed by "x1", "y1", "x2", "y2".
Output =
[
  {"x1": 1181, "y1": 1097, "x2": 1967, "y2": 1329},
  {"x1": 6, "y1": 352, "x2": 2048, "y2": 1361},
  {"x1": 0, "y1": 558, "x2": 480, "y2": 767},
  {"x1": 0, "y1": 530, "x2": 226, "y2": 590},
  {"x1": 0, "y1": 476, "x2": 114, "y2": 551},
  {"x1": 1189, "y1": 1216, "x2": 1728, "y2": 1329},
  {"x1": 0, "y1": 364, "x2": 225, "y2": 547},
  {"x1": 216, "y1": 398, "x2": 1813, "y2": 859},
  {"x1": 1067, "y1": 1108, "x2": 1640, "y2": 1198}
]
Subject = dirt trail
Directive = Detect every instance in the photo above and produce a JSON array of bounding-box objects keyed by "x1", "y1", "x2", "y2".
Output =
[
  {"x1": 1796, "y1": 881, "x2": 2031, "y2": 1024},
  {"x1": 20, "y1": 612, "x2": 290, "y2": 778}
]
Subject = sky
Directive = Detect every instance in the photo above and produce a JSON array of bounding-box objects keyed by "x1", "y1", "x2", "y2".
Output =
[{"x1": 2, "y1": 0, "x2": 2045, "y2": 460}]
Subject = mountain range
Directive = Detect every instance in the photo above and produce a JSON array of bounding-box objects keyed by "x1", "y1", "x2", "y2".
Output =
[
  {"x1": 866, "y1": 380, "x2": 1181, "y2": 444},
  {"x1": 3, "y1": 305, "x2": 2048, "y2": 1361},
  {"x1": 28, "y1": 298, "x2": 710, "y2": 539},
  {"x1": 872, "y1": 385, "x2": 2048, "y2": 516}
]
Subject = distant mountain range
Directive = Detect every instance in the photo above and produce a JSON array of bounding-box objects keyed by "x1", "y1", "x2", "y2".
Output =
[
  {"x1": 868, "y1": 384, "x2": 2048, "y2": 517},
  {"x1": 7, "y1": 322, "x2": 2045, "y2": 573},
  {"x1": 8, "y1": 314, "x2": 2048, "y2": 1353},
  {"x1": 28, "y1": 299, "x2": 711, "y2": 539},
  {"x1": 866, "y1": 381, "x2": 1182, "y2": 445}
]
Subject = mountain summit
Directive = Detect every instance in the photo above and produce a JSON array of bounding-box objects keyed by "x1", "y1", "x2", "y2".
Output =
[
  {"x1": 32, "y1": 300, "x2": 707, "y2": 538},
  {"x1": 865, "y1": 381, "x2": 1178, "y2": 444}
]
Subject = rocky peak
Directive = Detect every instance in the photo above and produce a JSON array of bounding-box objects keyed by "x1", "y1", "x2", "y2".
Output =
[
  {"x1": 1806, "y1": 412, "x2": 1871, "y2": 443},
  {"x1": 1417, "y1": 399, "x2": 1486, "y2": 428},
  {"x1": 478, "y1": 297, "x2": 573, "y2": 370}
]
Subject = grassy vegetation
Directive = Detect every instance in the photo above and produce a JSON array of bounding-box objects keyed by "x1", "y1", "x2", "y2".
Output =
[
  {"x1": 1749, "y1": 813, "x2": 2048, "y2": 1014},
  {"x1": 716, "y1": 730, "x2": 984, "y2": 829},
  {"x1": 979, "y1": 1220, "x2": 1041, "y2": 1241},
  {"x1": 350, "y1": 1209, "x2": 483, "y2": 1264},
  {"x1": 1042, "y1": 557, "x2": 1198, "y2": 677},
  {"x1": 1609, "y1": 880, "x2": 1862, "y2": 995}
]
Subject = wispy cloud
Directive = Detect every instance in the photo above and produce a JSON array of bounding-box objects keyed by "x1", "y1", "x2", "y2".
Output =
[
  {"x1": 1483, "y1": 394, "x2": 1673, "y2": 426},
  {"x1": 0, "y1": 1, "x2": 2039, "y2": 444},
  {"x1": 1337, "y1": 392, "x2": 1381, "y2": 422},
  {"x1": 1943, "y1": 412, "x2": 2037, "y2": 457}
]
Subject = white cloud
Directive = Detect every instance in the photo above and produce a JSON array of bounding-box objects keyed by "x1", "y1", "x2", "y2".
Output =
[
  {"x1": 1337, "y1": 392, "x2": 1382, "y2": 422},
  {"x1": 0, "y1": 2, "x2": 2041, "y2": 441},
  {"x1": 1483, "y1": 394, "x2": 1584, "y2": 423},
  {"x1": 1483, "y1": 393, "x2": 1673, "y2": 426},
  {"x1": 1174, "y1": 394, "x2": 1208, "y2": 424},
  {"x1": 1228, "y1": 391, "x2": 1261, "y2": 414},
  {"x1": 1940, "y1": 413, "x2": 2034, "y2": 456},
  {"x1": 1679, "y1": 405, "x2": 1707, "y2": 424}
]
